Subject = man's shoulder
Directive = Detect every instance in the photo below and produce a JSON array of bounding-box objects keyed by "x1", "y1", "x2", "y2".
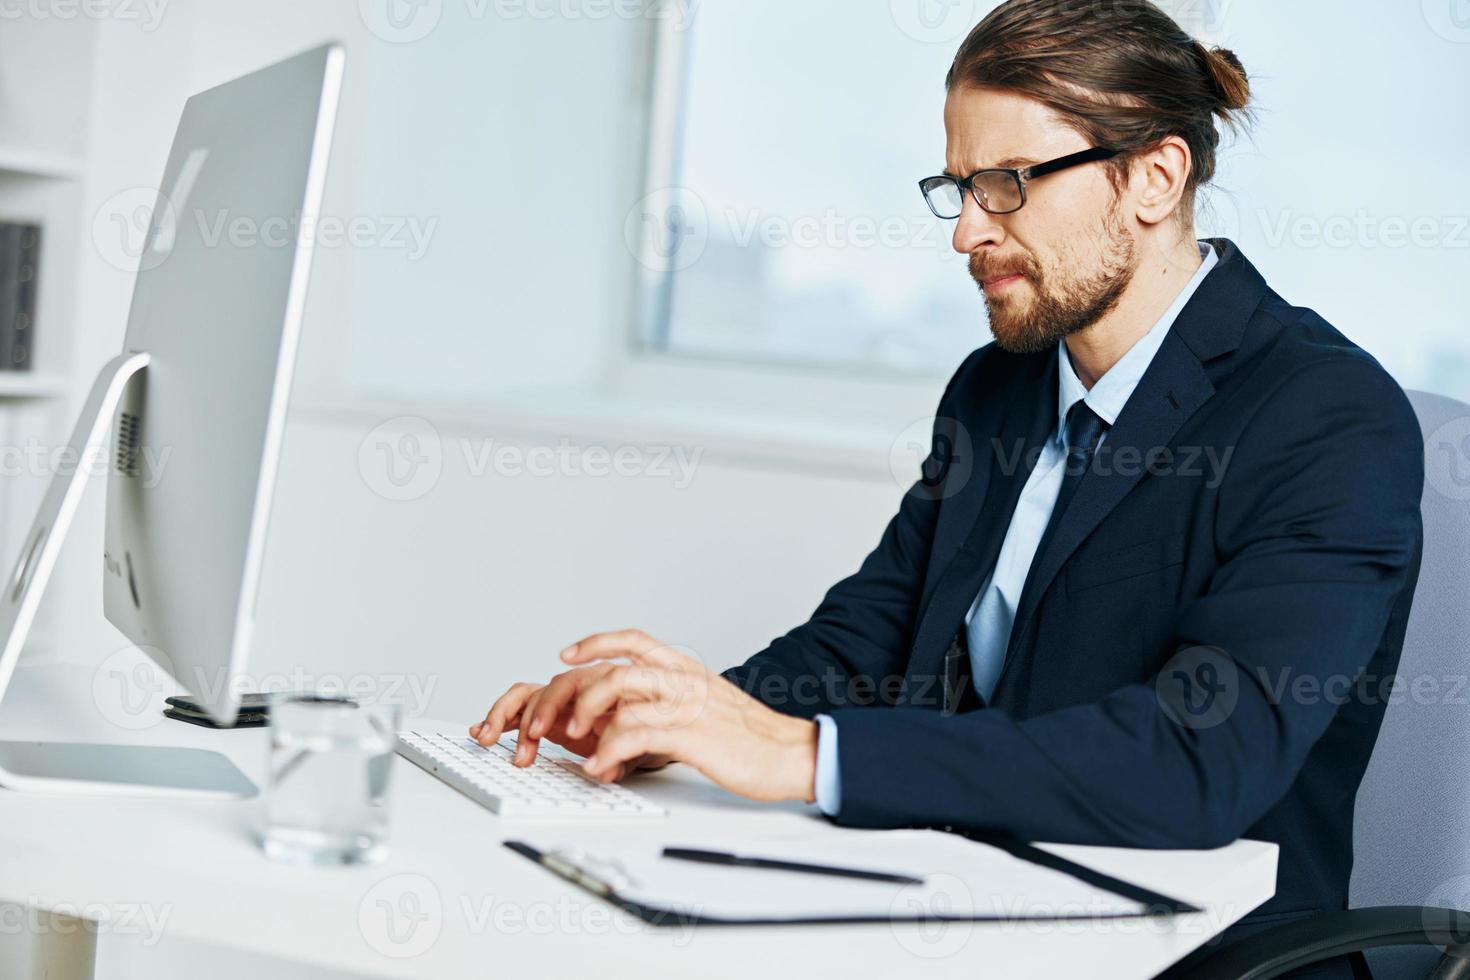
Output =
[{"x1": 1238, "y1": 292, "x2": 1414, "y2": 422}]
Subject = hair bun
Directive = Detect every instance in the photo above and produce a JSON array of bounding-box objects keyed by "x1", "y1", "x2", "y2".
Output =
[{"x1": 1199, "y1": 43, "x2": 1251, "y2": 115}]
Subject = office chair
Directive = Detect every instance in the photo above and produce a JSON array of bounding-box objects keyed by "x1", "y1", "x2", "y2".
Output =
[{"x1": 1191, "y1": 390, "x2": 1470, "y2": 979}]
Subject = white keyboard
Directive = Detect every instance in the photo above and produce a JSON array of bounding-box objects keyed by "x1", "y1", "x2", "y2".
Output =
[{"x1": 395, "y1": 731, "x2": 666, "y2": 818}]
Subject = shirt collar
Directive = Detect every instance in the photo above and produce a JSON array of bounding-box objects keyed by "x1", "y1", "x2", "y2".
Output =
[{"x1": 1056, "y1": 241, "x2": 1218, "y2": 437}]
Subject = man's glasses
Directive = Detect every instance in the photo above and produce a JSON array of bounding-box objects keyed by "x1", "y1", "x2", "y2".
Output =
[{"x1": 919, "y1": 146, "x2": 1121, "y2": 219}]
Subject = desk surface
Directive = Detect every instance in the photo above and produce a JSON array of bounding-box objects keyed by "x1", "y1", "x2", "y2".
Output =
[{"x1": 0, "y1": 662, "x2": 1276, "y2": 979}]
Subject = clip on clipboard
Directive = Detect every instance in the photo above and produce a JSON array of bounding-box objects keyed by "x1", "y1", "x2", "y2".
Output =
[{"x1": 504, "y1": 829, "x2": 1200, "y2": 927}]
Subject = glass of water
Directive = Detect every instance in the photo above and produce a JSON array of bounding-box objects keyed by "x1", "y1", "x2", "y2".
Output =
[{"x1": 261, "y1": 694, "x2": 399, "y2": 866}]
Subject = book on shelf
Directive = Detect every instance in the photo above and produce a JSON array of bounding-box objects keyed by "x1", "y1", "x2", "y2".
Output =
[{"x1": 0, "y1": 221, "x2": 41, "y2": 372}]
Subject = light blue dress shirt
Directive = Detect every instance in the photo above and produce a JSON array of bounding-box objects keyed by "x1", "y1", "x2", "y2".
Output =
[{"x1": 813, "y1": 242, "x2": 1219, "y2": 816}]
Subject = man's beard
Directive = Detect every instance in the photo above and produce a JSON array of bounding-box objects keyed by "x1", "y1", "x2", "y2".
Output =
[{"x1": 970, "y1": 218, "x2": 1138, "y2": 355}]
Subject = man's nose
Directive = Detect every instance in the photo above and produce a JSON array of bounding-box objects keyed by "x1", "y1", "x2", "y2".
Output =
[{"x1": 952, "y1": 193, "x2": 1005, "y2": 254}]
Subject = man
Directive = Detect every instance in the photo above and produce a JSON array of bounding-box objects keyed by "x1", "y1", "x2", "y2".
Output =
[{"x1": 473, "y1": 1, "x2": 1423, "y2": 974}]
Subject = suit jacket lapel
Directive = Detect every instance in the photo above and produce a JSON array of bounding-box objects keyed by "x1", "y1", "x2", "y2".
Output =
[
  {"x1": 1005, "y1": 333, "x2": 1216, "y2": 659},
  {"x1": 904, "y1": 353, "x2": 1056, "y2": 699},
  {"x1": 996, "y1": 238, "x2": 1269, "y2": 685}
]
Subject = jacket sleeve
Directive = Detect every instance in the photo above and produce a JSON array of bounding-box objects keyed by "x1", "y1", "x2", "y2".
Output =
[
  {"x1": 824, "y1": 354, "x2": 1425, "y2": 848},
  {"x1": 721, "y1": 349, "x2": 987, "y2": 719}
]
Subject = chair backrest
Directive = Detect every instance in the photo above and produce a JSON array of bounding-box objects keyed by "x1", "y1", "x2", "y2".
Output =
[{"x1": 1351, "y1": 390, "x2": 1470, "y2": 922}]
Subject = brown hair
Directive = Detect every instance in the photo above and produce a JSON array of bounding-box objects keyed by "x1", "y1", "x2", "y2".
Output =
[{"x1": 945, "y1": 0, "x2": 1252, "y2": 226}]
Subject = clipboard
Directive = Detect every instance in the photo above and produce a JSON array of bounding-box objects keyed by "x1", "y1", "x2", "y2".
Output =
[{"x1": 504, "y1": 829, "x2": 1201, "y2": 927}]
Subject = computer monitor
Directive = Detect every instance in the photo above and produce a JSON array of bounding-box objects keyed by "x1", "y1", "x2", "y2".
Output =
[{"x1": 0, "y1": 43, "x2": 344, "y2": 798}]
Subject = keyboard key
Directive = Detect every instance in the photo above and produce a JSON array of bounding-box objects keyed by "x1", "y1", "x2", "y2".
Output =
[{"x1": 395, "y1": 731, "x2": 666, "y2": 819}]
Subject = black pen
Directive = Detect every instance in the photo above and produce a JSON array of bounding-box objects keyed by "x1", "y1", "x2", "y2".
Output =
[{"x1": 662, "y1": 847, "x2": 924, "y2": 886}]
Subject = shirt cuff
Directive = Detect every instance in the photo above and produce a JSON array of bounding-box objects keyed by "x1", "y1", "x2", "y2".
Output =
[{"x1": 814, "y1": 714, "x2": 841, "y2": 816}]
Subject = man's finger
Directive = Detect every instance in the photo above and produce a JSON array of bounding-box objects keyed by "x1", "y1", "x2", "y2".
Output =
[
  {"x1": 472, "y1": 682, "x2": 539, "y2": 746},
  {"x1": 584, "y1": 709, "x2": 670, "y2": 781},
  {"x1": 525, "y1": 668, "x2": 596, "y2": 740},
  {"x1": 568, "y1": 665, "x2": 670, "y2": 737},
  {"x1": 514, "y1": 687, "x2": 552, "y2": 765},
  {"x1": 560, "y1": 629, "x2": 681, "y2": 669}
]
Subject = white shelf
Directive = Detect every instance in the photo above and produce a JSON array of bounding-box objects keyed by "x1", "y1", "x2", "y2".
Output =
[
  {"x1": 0, "y1": 374, "x2": 69, "y2": 399},
  {"x1": 0, "y1": 147, "x2": 85, "y2": 181}
]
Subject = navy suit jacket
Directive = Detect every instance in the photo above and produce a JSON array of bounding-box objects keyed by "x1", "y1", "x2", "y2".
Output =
[{"x1": 724, "y1": 239, "x2": 1425, "y2": 933}]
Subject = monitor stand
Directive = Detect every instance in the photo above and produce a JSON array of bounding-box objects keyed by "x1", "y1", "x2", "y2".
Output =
[{"x1": 0, "y1": 352, "x2": 256, "y2": 799}]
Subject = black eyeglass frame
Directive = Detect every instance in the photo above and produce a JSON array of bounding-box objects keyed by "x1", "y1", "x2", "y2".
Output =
[{"x1": 919, "y1": 146, "x2": 1122, "y2": 218}]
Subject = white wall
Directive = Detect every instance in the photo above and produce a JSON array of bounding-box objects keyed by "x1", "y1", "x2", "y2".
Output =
[
  {"x1": 24, "y1": 3, "x2": 915, "y2": 975},
  {"x1": 45, "y1": 0, "x2": 917, "y2": 718}
]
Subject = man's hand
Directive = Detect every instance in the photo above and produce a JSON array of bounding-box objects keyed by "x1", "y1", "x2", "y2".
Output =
[
  {"x1": 470, "y1": 664, "x2": 670, "y2": 782},
  {"x1": 558, "y1": 630, "x2": 818, "y2": 804}
]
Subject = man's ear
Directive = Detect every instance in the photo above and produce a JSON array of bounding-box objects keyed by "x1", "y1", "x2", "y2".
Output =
[{"x1": 1131, "y1": 135, "x2": 1193, "y2": 227}]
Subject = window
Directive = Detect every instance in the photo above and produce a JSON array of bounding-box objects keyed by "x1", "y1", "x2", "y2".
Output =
[
  {"x1": 630, "y1": 1, "x2": 985, "y2": 376},
  {"x1": 631, "y1": 1, "x2": 1470, "y2": 406}
]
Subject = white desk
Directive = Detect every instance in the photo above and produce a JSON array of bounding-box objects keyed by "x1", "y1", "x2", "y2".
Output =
[{"x1": 0, "y1": 662, "x2": 1276, "y2": 979}]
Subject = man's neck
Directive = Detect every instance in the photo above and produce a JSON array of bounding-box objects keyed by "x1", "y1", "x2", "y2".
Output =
[{"x1": 1064, "y1": 237, "x2": 1203, "y2": 389}]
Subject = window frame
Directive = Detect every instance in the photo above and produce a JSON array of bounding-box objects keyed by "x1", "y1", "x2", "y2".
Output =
[{"x1": 613, "y1": 11, "x2": 964, "y2": 424}]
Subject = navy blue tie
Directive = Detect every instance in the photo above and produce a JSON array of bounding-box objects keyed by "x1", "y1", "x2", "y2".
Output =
[
  {"x1": 945, "y1": 401, "x2": 1111, "y2": 712},
  {"x1": 1050, "y1": 401, "x2": 1110, "y2": 529},
  {"x1": 1024, "y1": 400, "x2": 1111, "y2": 613}
]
